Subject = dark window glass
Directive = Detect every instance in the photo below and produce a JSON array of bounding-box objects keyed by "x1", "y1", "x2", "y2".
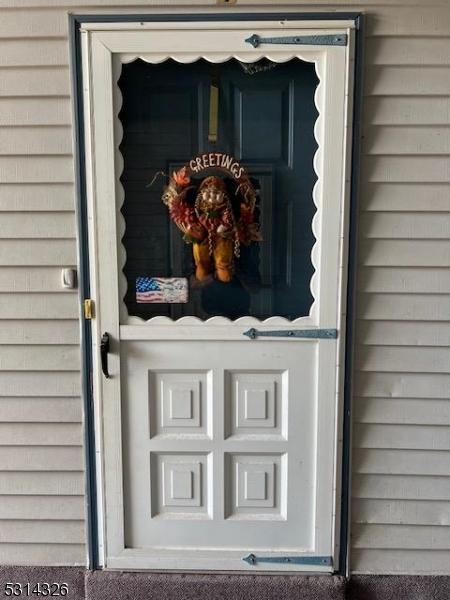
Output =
[{"x1": 118, "y1": 58, "x2": 318, "y2": 320}]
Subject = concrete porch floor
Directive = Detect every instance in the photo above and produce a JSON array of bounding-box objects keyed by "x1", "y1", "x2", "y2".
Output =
[{"x1": 1, "y1": 567, "x2": 450, "y2": 599}]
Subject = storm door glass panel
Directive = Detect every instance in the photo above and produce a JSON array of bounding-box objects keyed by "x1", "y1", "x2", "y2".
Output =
[{"x1": 118, "y1": 58, "x2": 318, "y2": 321}]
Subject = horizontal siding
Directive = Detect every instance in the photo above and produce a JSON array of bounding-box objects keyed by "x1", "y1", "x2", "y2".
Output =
[
  {"x1": 0, "y1": 67, "x2": 70, "y2": 96},
  {"x1": 354, "y1": 398, "x2": 450, "y2": 425},
  {"x1": 0, "y1": 268, "x2": 79, "y2": 293},
  {"x1": 0, "y1": 321, "x2": 79, "y2": 344},
  {"x1": 0, "y1": 397, "x2": 82, "y2": 422},
  {"x1": 0, "y1": 98, "x2": 71, "y2": 126},
  {"x1": 0, "y1": 472, "x2": 84, "y2": 495},
  {"x1": 0, "y1": 423, "x2": 82, "y2": 445},
  {"x1": 361, "y1": 183, "x2": 450, "y2": 212},
  {"x1": 0, "y1": 0, "x2": 85, "y2": 567},
  {"x1": 0, "y1": 544, "x2": 85, "y2": 566},
  {"x1": 357, "y1": 268, "x2": 450, "y2": 294},
  {"x1": 0, "y1": 184, "x2": 75, "y2": 211},
  {"x1": 0, "y1": 242, "x2": 77, "y2": 266},
  {"x1": 351, "y1": 1, "x2": 450, "y2": 575},
  {"x1": 352, "y1": 498, "x2": 450, "y2": 526},
  {"x1": 0, "y1": 126, "x2": 73, "y2": 155},
  {"x1": 0, "y1": 496, "x2": 85, "y2": 520},
  {"x1": 0, "y1": 39, "x2": 68, "y2": 67}
]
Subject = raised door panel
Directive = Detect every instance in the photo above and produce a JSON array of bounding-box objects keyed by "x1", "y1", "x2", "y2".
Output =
[{"x1": 121, "y1": 339, "x2": 317, "y2": 554}]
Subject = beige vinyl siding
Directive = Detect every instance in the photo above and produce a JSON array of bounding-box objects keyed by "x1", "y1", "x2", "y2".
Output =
[
  {"x1": 0, "y1": 0, "x2": 449, "y2": 572},
  {"x1": 0, "y1": 2, "x2": 83, "y2": 563},
  {"x1": 352, "y1": 6, "x2": 450, "y2": 574}
]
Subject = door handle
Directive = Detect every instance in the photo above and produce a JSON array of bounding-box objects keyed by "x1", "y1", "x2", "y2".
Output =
[{"x1": 100, "y1": 332, "x2": 110, "y2": 378}]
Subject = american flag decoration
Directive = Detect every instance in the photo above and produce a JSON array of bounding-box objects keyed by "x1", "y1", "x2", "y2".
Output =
[{"x1": 136, "y1": 277, "x2": 188, "y2": 304}]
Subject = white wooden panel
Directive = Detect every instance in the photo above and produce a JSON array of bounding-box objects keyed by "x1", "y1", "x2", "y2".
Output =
[
  {"x1": 1, "y1": 213, "x2": 75, "y2": 238},
  {"x1": 357, "y1": 293, "x2": 450, "y2": 321},
  {"x1": 0, "y1": 446, "x2": 82, "y2": 471},
  {"x1": 0, "y1": 294, "x2": 78, "y2": 318},
  {"x1": 0, "y1": 127, "x2": 72, "y2": 155},
  {"x1": 353, "y1": 499, "x2": 450, "y2": 526},
  {"x1": 0, "y1": 372, "x2": 81, "y2": 397},
  {"x1": 0, "y1": 472, "x2": 84, "y2": 496},
  {"x1": 0, "y1": 520, "x2": 85, "y2": 544},
  {"x1": 353, "y1": 524, "x2": 450, "y2": 550},
  {"x1": 0, "y1": 397, "x2": 82, "y2": 422},
  {"x1": 364, "y1": 127, "x2": 450, "y2": 155},
  {"x1": 358, "y1": 268, "x2": 450, "y2": 294},
  {"x1": 365, "y1": 97, "x2": 450, "y2": 126},
  {"x1": 0, "y1": 156, "x2": 74, "y2": 183},
  {"x1": 353, "y1": 449, "x2": 450, "y2": 476},
  {"x1": 0, "y1": 423, "x2": 82, "y2": 445},
  {"x1": 0, "y1": 68, "x2": 70, "y2": 97},
  {"x1": 362, "y1": 183, "x2": 450, "y2": 212},
  {"x1": 355, "y1": 372, "x2": 450, "y2": 400},
  {"x1": 356, "y1": 322, "x2": 450, "y2": 347},
  {"x1": 0, "y1": 183, "x2": 74, "y2": 211},
  {"x1": 354, "y1": 398, "x2": 450, "y2": 426},
  {"x1": 360, "y1": 242, "x2": 450, "y2": 267},
  {"x1": 0, "y1": 544, "x2": 85, "y2": 566},
  {"x1": 351, "y1": 549, "x2": 450, "y2": 575},
  {"x1": 354, "y1": 424, "x2": 450, "y2": 450},
  {"x1": 0, "y1": 98, "x2": 71, "y2": 126},
  {"x1": 355, "y1": 346, "x2": 450, "y2": 374},
  {"x1": 0, "y1": 321, "x2": 79, "y2": 345},
  {"x1": 0, "y1": 496, "x2": 85, "y2": 520},
  {"x1": 366, "y1": 37, "x2": 450, "y2": 66},
  {"x1": 366, "y1": 67, "x2": 450, "y2": 96},
  {"x1": 361, "y1": 212, "x2": 450, "y2": 239},
  {"x1": 0, "y1": 39, "x2": 68, "y2": 67},
  {"x1": 0, "y1": 241, "x2": 77, "y2": 266},
  {"x1": 363, "y1": 157, "x2": 450, "y2": 183},
  {"x1": 0, "y1": 268, "x2": 78, "y2": 293}
]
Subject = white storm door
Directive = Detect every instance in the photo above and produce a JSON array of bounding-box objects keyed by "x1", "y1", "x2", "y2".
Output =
[{"x1": 82, "y1": 19, "x2": 354, "y2": 572}]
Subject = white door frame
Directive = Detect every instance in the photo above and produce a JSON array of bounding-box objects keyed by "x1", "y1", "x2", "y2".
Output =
[{"x1": 79, "y1": 16, "x2": 355, "y2": 571}]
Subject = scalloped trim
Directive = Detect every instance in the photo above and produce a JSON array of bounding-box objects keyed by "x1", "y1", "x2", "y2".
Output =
[{"x1": 115, "y1": 54, "x2": 322, "y2": 326}]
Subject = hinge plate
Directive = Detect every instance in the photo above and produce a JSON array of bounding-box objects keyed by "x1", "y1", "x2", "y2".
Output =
[
  {"x1": 245, "y1": 34, "x2": 347, "y2": 48},
  {"x1": 243, "y1": 553, "x2": 333, "y2": 567},
  {"x1": 84, "y1": 299, "x2": 94, "y2": 320},
  {"x1": 243, "y1": 328, "x2": 338, "y2": 340}
]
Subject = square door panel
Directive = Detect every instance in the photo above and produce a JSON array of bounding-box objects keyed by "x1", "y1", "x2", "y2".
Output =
[
  {"x1": 150, "y1": 453, "x2": 211, "y2": 518},
  {"x1": 226, "y1": 371, "x2": 287, "y2": 439},
  {"x1": 149, "y1": 371, "x2": 211, "y2": 438},
  {"x1": 225, "y1": 453, "x2": 287, "y2": 520}
]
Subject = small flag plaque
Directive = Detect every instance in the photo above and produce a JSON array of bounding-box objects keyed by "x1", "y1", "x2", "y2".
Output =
[{"x1": 136, "y1": 277, "x2": 188, "y2": 304}]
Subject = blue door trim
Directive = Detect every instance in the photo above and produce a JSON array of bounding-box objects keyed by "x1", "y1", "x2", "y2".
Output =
[{"x1": 69, "y1": 10, "x2": 363, "y2": 575}]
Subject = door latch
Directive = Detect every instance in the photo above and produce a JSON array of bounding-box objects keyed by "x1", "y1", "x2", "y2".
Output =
[
  {"x1": 84, "y1": 298, "x2": 94, "y2": 320},
  {"x1": 100, "y1": 332, "x2": 110, "y2": 379}
]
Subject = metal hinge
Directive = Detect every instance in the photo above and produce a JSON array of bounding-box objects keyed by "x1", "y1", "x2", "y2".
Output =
[
  {"x1": 243, "y1": 328, "x2": 338, "y2": 340},
  {"x1": 84, "y1": 299, "x2": 94, "y2": 320},
  {"x1": 245, "y1": 34, "x2": 347, "y2": 48},
  {"x1": 243, "y1": 553, "x2": 333, "y2": 567}
]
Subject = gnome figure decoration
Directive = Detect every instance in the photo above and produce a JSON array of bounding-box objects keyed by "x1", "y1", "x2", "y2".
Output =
[{"x1": 161, "y1": 153, "x2": 261, "y2": 284}]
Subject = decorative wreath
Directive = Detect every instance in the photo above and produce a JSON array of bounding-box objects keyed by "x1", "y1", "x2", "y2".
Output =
[{"x1": 161, "y1": 154, "x2": 262, "y2": 283}]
